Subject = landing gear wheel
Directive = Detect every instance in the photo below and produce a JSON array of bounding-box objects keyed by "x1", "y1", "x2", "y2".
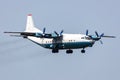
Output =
[
  {"x1": 66, "y1": 50, "x2": 73, "y2": 54},
  {"x1": 81, "y1": 49, "x2": 85, "y2": 53},
  {"x1": 52, "y1": 49, "x2": 59, "y2": 53}
]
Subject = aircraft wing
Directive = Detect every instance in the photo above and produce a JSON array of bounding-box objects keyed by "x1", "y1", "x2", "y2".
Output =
[
  {"x1": 4, "y1": 31, "x2": 62, "y2": 39},
  {"x1": 101, "y1": 35, "x2": 116, "y2": 38},
  {"x1": 4, "y1": 31, "x2": 43, "y2": 38}
]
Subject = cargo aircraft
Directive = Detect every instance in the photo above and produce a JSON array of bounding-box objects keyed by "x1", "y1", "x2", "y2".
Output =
[{"x1": 4, "y1": 14, "x2": 115, "y2": 53}]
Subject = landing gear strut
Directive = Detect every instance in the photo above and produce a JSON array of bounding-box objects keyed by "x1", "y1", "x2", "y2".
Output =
[
  {"x1": 66, "y1": 50, "x2": 73, "y2": 54},
  {"x1": 52, "y1": 49, "x2": 59, "y2": 53}
]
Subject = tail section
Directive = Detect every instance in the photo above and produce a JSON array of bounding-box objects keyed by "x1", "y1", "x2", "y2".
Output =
[{"x1": 25, "y1": 14, "x2": 42, "y2": 33}]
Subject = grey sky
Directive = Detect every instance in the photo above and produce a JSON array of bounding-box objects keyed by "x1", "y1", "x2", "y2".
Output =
[{"x1": 0, "y1": 0, "x2": 120, "y2": 80}]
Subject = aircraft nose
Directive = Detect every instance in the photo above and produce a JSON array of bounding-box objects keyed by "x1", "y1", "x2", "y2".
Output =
[
  {"x1": 89, "y1": 40, "x2": 95, "y2": 47},
  {"x1": 90, "y1": 40, "x2": 95, "y2": 44}
]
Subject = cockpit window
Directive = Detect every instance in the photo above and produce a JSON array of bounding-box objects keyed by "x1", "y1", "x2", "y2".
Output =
[
  {"x1": 81, "y1": 36, "x2": 91, "y2": 40},
  {"x1": 85, "y1": 36, "x2": 91, "y2": 40}
]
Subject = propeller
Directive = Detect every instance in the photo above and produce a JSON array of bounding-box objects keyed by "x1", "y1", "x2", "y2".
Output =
[
  {"x1": 54, "y1": 30, "x2": 64, "y2": 37},
  {"x1": 39, "y1": 28, "x2": 64, "y2": 38},
  {"x1": 85, "y1": 30, "x2": 115, "y2": 44},
  {"x1": 95, "y1": 31, "x2": 116, "y2": 38},
  {"x1": 35, "y1": 27, "x2": 46, "y2": 37},
  {"x1": 35, "y1": 27, "x2": 47, "y2": 37},
  {"x1": 95, "y1": 31, "x2": 104, "y2": 38},
  {"x1": 94, "y1": 31, "x2": 104, "y2": 44}
]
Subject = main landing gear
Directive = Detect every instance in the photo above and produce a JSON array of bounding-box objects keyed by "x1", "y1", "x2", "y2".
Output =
[
  {"x1": 52, "y1": 49, "x2": 86, "y2": 53},
  {"x1": 81, "y1": 49, "x2": 85, "y2": 53},
  {"x1": 66, "y1": 49, "x2": 85, "y2": 54},
  {"x1": 66, "y1": 50, "x2": 73, "y2": 54},
  {"x1": 52, "y1": 49, "x2": 59, "y2": 53}
]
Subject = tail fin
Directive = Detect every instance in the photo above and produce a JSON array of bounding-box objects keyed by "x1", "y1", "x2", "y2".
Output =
[{"x1": 25, "y1": 14, "x2": 42, "y2": 33}]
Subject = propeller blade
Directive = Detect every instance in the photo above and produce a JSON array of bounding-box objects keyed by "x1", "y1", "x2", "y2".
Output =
[
  {"x1": 100, "y1": 33, "x2": 104, "y2": 37},
  {"x1": 54, "y1": 31, "x2": 59, "y2": 36},
  {"x1": 60, "y1": 30, "x2": 64, "y2": 36},
  {"x1": 86, "y1": 29, "x2": 88, "y2": 35},
  {"x1": 43, "y1": 28, "x2": 46, "y2": 34},
  {"x1": 100, "y1": 40, "x2": 103, "y2": 44},
  {"x1": 95, "y1": 31, "x2": 99, "y2": 37}
]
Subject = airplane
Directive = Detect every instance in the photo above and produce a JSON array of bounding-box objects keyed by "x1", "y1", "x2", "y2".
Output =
[{"x1": 4, "y1": 14, "x2": 116, "y2": 54}]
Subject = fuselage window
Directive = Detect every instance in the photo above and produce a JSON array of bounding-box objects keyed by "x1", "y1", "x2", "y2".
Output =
[
  {"x1": 69, "y1": 40, "x2": 72, "y2": 42},
  {"x1": 81, "y1": 37, "x2": 84, "y2": 39}
]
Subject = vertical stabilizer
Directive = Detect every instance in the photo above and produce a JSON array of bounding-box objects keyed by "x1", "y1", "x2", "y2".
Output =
[{"x1": 25, "y1": 14, "x2": 42, "y2": 33}]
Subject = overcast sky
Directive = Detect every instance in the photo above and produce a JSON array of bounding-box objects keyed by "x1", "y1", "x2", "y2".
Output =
[{"x1": 0, "y1": 0, "x2": 120, "y2": 80}]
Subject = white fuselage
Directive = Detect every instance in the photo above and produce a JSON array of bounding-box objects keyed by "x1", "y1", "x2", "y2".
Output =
[{"x1": 27, "y1": 33, "x2": 95, "y2": 49}]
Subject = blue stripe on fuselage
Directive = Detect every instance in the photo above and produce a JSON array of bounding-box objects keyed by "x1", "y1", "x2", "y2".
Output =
[{"x1": 41, "y1": 42, "x2": 93, "y2": 49}]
